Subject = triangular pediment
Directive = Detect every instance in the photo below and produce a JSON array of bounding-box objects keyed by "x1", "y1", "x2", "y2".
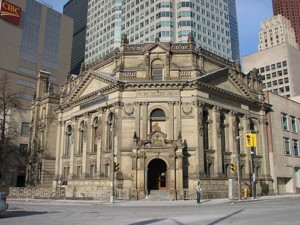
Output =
[
  {"x1": 209, "y1": 76, "x2": 244, "y2": 95},
  {"x1": 198, "y1": 68, "x2": 252, "y2": 98},
  {"x1": 148, "y1": 130, "x2": 168, "y2": 147},
  {"x1": 67, "y1": 71, "x2": 121, "y2": 102},
  {"x1": 79, "y1": 78, "x2": 108, "y2": 97},
  {"x1": 144, "y1": 42, "x2": 170, "y2": 53}
]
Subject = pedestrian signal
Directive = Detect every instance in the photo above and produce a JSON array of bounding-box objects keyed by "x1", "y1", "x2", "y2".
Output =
[
  {"x1": 230, "y1": 163, "x2": 237, "y2": 172},
  {"x1": 113, "y1": 162, "x2": 119, "y2": 172}
]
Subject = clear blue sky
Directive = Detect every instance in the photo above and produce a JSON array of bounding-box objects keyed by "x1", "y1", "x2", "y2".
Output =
[{"x1": 42, "y1": 0, "x2": 273, "y2": 58}]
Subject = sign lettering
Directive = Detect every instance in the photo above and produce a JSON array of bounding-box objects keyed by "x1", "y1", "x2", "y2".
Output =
[{"x1": 0, "y1": 0, "x2": 22, "y2": 25}]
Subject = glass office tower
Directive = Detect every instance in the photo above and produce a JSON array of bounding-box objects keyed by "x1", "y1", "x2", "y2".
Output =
[{"x1": 84, "y1": 0, "x2": 240, "y2": 64}]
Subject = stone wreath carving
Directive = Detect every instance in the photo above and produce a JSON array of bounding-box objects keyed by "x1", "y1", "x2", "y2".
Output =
[
  {"x1": 182, "y1": 103, "x2": 193, "y2": 115},
  {"x1": 124, "y1": 103, "x2": 134, "y2": 116}
]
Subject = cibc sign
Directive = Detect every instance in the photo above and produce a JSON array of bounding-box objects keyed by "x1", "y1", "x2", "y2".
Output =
[{"x1": 0, "y1": 0, "x2": 21, "y2": 25}]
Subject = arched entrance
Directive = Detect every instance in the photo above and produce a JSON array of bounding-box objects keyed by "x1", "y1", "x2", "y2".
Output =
[{"x1": 147, "y1": 158, "x2": 167, "y2": 190}]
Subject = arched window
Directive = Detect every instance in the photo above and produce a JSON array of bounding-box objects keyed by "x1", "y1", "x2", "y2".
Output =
[
  {"x1": 65, "y1": 125, "x2": 72, "y2": 157},
  {"x1": 78, "y1": 121, "x2": 85, "y2": 155},
  {"x1": 151, "y1": 59, "x2": 164, "y2": 81},
  {"x1": 92, "y1": 117, "x2": 100, "y2": 153},
  {"x1": 150, "y1": 108, "x2": 166, "y2": 132}
]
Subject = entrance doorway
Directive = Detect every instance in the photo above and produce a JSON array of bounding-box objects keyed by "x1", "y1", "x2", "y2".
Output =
[{"x1": 147, "y1": 158, "x2": 167, "y2": 190}]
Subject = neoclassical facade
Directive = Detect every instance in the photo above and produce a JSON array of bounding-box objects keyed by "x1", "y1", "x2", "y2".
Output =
[{"x1": 29, "y1": 39, "x2": 273, "y2": 200}]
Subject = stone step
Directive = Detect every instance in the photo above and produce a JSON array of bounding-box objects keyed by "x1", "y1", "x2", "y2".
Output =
[{"x1": 146, "y1": 190, "x2": 171, "y2": 201}]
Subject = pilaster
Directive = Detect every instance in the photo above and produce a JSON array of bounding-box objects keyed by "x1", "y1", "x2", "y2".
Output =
[{"x1": 212, "y1": 106, "x2": 223, "y2": 176}]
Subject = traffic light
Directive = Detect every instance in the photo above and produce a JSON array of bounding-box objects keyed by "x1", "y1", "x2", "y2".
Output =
[
  {"x1": 246, "y1": 133, "x2": 257, "y2": 147},
  {"x1": 246, "y1": 133, "x2": 253, "y2": 147},
  {"x1": 230, "y1": 163, "x2": 237, "y2": 172},
  {"x1": 113, "y1": 162, "x2": 119, "y2": 172}
]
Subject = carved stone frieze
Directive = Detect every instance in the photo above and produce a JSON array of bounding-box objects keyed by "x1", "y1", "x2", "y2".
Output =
[
  {"x1": 124, "y1": 103, "x2": 134, "y2": 117},
  {"x1": 137, "y1": 90, "x2": 179, "y2": 97},
  {"x1": 198, "y1": 110, "x2": 204, "y2": 136},
  {"x1": 182, "y1": 102, "x2": 193, "y2": 116}
]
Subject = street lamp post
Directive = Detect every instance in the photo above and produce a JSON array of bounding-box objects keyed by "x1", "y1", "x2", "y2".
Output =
[
  {"x1": 250, "y1": 150, "x2": 256, "y2": 198},
  {"x1": 236, "y1": 136, "x2": 242, "y2": 200},
  {"x1": 109, "y1": 118, "x2": 115, "y2": 204}
]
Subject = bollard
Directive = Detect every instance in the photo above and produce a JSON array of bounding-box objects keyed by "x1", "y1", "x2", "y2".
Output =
[{"x1": 243, "y1": 188, "x2": 248, "y2": 199}]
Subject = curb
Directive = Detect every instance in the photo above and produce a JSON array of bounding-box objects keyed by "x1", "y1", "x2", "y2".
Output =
[{"x1": 7, "y1": 194, "x2": 300, "y2": 206}]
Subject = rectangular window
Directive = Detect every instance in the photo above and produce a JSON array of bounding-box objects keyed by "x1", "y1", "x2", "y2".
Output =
[
  {"x1": 277, "y1": 62, "x2": 282, "y2": 68},
  {"x1": 19, "y1": 144, "x2": 28, "y2": 156},
  {"x1": 282, "y1": 61, "x2": 287, "y2": 67},
  {"x1": 21, "y1": 122, "x2": 30, "y2": 136},
  {"x1": 291, "y1": 116, "x2": 297, "y2": 133},
  {"x1": 284, "y1": 138, "x2": 290, "y2": 155},
  {"x1": 77, "y1": 166, "x2": 82, "y2": 177},
  {"x1": 281, "y1": 113, "x2": 289, "y2": 131},
  {"x1": 271, "y1": 64, "x2": 276, "y2": 70},
  {"x1": 90, "y1": 165, "x2": 95, "y2": 178},
  {"x1": 152, "y1": 68, "x2": 163, "y2": 81},
  {"x1": 293, "y1": 140, "x2": 299, "y2": 156},
  {"x1": 63, "y1": 167, "x2": 70, "y2": 179}
]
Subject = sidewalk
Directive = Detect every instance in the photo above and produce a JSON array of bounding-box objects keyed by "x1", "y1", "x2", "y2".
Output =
[{"x1": 7, "y1": 193, "x2": 300, "y2": 207}]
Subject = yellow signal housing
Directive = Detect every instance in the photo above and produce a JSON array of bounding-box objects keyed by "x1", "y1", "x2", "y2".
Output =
[
  {"x1": 246, "y1": 133, "x2": 256, "y2": 147},
  {"x1": 246, "y1": 133, "x2": 253, "y2": 147}
]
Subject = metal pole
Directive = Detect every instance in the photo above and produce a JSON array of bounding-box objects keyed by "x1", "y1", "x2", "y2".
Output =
[
  {"x1": 110, "y1": 118, "x2": 115, "y2": 204},
  {"x1": 236, "y1": 137, "x2": 241, "y2": 200},
  {"x1": 250, "y1": 150, "x2": 255, "y2": 198},
  {"x1": 237, "y1": 154, "x2": 241, "y2": 200}
]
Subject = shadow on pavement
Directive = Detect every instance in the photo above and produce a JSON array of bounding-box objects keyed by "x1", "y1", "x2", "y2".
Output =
[
  {"x1": 207, "y1": 209, "x2": 244, "y2": 225},
  {"x1": 129, "y1": 218, "x2": 185, "y2": 225},
  {"x1": 0, "y1": 210, "x2": 49, "y2": 219}
]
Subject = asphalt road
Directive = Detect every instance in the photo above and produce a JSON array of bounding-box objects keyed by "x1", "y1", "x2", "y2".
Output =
[{"x1": 0, "y1": 198, "x2": 299, "y2": 225}]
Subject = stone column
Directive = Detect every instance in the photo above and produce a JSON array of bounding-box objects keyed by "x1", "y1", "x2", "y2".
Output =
[
  {"x1": 258, "y1": 115, "x2": 271, "y2": 178},
  {"x1": 82, "y1": 114, "x2": 91, "y2": 177},
  {"x1": 96, "y1": 113, "x2": 102, "y2": 177},
  {"x1": 100, "y1": 109, "x2": 107, "y2": 176},
  {"x1": 196, "y1": 102, "x2": 205, "y2": 177},
  {"x1": 241, "y1": 114, "x2": 251, "y2": 176},
  {"x1": 137, "y1": 151, "x2": 146, "y2": 198},
  {"x1": 168, "y1": 101, "x2": 175, "y2": 140},
  {"x1": 175, "y1": 148, "x2": 184, "y2": 199},
  {"x1": 174, "y1": 101, "x2": 181, "y2": 141},
  {"x1": 211, "y1": 106, "x2": 223, "y2": 176},
  {"x1": 70, "y1": 117, "x2": 78, "y2": 179},
  {"x1": 55, "y1": 119, "x2": 64, "y2": 178},
  {"x1": 131, "y1": 149, "x2": 138, "y2": 199},
  {"x1": 140, "y1": 102, "x2": 148, "y2": 140},
  {"x1": 134, "y1": 102, "x2": 140, "y2": 140}
]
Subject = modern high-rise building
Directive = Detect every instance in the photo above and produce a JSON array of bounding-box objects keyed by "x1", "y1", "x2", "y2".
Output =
[
  {"x1": 0, "y1": 0, "x2": 73, "y2": 105},
  {"x1": 258, "y1": 14, "x2": 298, "y2": 51},
  {"x1": 243, "y1": 15, "x2": 300, "y2": 98},
  {"x1": 272, "y1": 0, "x2": 300, "y2": 46},
  {"x1": 0, "y1": 0, "x2": 72, "y2": 187},
  {"x1": 63, "y1": 0, "x2": 88, "y2": 75},
  {"x1": 228, "y1": 0, "x2": 239, "y2": 61},
  {"x1": 84, "y1": 0, "x2": 240, "y2": 64}
]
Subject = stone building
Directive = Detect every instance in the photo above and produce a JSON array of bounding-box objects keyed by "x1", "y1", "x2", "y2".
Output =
[{"x1": 29, "y1": 39, "x2": 273, "y2": 200}]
